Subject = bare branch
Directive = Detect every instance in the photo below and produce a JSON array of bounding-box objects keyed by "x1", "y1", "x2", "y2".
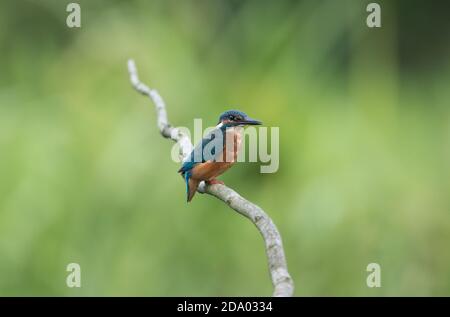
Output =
[
  {"x1": 127, "y1": 59, "x2": 294, "y2": 297},
  {"x1": 127, "y1": 60, "x2": 192, "y2": 159}
]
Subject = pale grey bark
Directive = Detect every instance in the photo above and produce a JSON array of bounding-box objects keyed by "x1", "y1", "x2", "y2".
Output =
[{"x1": 127, "y1": 59, "x2": 294, "y2": 297}]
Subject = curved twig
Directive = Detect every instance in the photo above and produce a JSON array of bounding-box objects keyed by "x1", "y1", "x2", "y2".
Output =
[{"x1": 127, "y1": 59, "x2": 294, "y2": 297}]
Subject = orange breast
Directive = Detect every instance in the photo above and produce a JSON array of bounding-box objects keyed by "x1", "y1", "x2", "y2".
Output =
[
  {"x1": 221, "y1": 127, "x2": 243, "y2": 163},
  {"x1": 190, "y1": 160, "x2": 233, "y2": 181}
]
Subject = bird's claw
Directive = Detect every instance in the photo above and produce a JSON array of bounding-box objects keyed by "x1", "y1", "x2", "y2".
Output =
[{"x1": 206, "y1": 179, "x2": 225, "y2": 185}]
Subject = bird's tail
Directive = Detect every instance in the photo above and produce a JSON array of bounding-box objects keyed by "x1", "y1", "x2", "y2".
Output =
[{"x1": 185, "y1": 174, "x2": 200, "y2": 202}]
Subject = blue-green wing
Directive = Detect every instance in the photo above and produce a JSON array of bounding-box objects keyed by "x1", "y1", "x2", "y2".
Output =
[{"x1": 178, "y1": 127, "x2": 224, "y2": 174}]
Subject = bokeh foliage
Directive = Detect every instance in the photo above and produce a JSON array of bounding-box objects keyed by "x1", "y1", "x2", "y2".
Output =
[{"x1": 0, "y1": 0, "x2": 449, "y2": 296}]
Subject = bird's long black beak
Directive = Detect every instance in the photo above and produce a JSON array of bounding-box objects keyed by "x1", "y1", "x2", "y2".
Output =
[{"x1": 241, "y1": 117, "x2": 262, "y2": 125}]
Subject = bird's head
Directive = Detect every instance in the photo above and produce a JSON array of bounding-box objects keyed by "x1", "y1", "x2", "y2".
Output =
[{"x1": 217, "y1": 110, "x2": 262, "y2": 128}]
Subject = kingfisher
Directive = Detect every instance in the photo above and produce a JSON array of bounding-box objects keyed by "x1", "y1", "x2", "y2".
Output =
[{"x1": 178, "y1": 110, "x2": 262, "y2": 202}]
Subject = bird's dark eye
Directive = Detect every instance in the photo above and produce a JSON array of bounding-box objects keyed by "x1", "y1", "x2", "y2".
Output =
[{"x1": 229, "y1": 115, "x2": 235, "y2": 121}]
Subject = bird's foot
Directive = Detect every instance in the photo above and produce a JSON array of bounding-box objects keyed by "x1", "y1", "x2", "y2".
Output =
[{"x1": 206, "y1": 178, "x2": 224, "y2": 185}]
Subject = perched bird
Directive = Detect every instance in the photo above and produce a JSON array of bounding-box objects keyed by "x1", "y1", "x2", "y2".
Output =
[{"x1": 178, "y1": 110, "x2": 262, "y2": 202}]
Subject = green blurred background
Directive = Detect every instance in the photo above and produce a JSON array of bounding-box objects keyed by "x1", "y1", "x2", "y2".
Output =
[{"x1": 0, "y1": 0, "x2": 449, "y2": 296}]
